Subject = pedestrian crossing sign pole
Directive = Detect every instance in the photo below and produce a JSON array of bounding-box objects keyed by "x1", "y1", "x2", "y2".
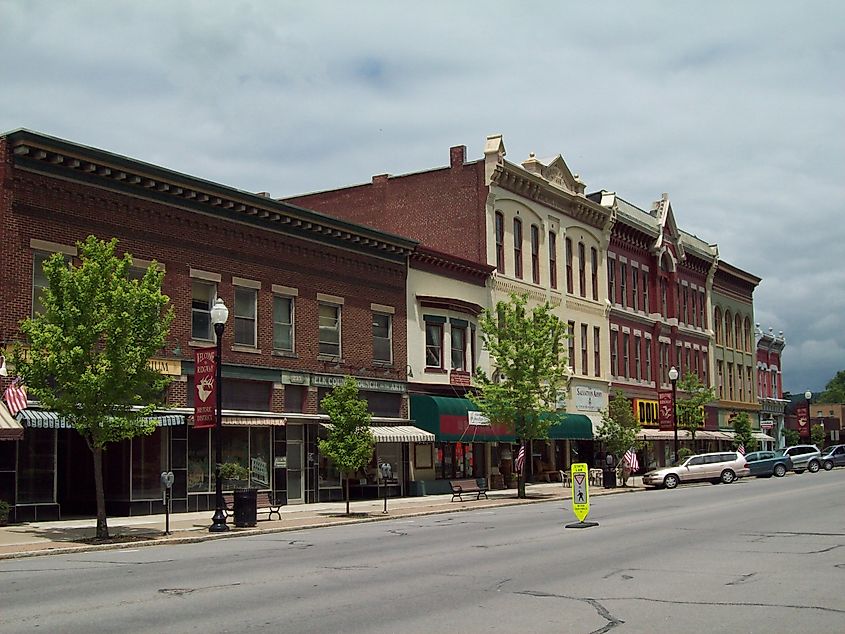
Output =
[{"x1": 566, "y1": 463, "x2": 598, "y2": 528}]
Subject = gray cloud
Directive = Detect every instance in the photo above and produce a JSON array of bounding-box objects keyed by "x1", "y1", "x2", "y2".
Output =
[{"x1": 1, "y1": 0, "x2": 842, "y2": 391}]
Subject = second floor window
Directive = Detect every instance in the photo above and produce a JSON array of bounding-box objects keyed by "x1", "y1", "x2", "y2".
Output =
[
  {"x1": 593, "y1": 326, "x2": 601, "y2": 377},
  {"x1": 643, "y1": 271, "x2": 650, "y2": 312},
  {"x1": 578, "y1": 242, "x2": 586, "y2": 297},
  {"x1": 591, "y1": 247, "x2": 598, "y2": 300},
  {"x1": 319, "y1": 303, "x2": 341, "y2": 357},
  {"x1": 568, "y1": 321, "x2": 576, "y2": 373},
  {"x1": 608, "y1": 259, "x2": 616, "y2": 303},
  {"x1": 513, "y1": 218, "x2": 523, "y2": 279},
  {"x1": 191, "y1": 280, "x2": 216, "y2": 341},
  {"x1": 451, "y1": 325, "x2": 467, "y2": 371},
  {"x1": 580, "y1": 323, "x2": 588, "y2": 375},
  {"x1": 495, "y1": 212, "x2": 505, "y2": 273},
  {"x1": 566, "y1": 238, "x2": 574, "y2": 293},
  {"x1": 549, "y1": 231, "x2": 558, "y2": 289},
  {"x1": 373, "y1": 313, "x2": 393, "y2": 363},
  {"x1": 425, "y1": 322, "x2": 443, "y2": 368},
  {"x1": 273, "y1": 296, "x2": 294, "y2": 352},
  {"x1": 531, "y1": 225, "x2": 540, "y2": 284},
  {"x1": 631, "y1": 269, "x2": 639, "y2": 311},
  {"x1": 234, "y1": 286, "x2": 258, "y2": 347},
  {"x1": 620, "y1": 263, "x2": 628, "y2": 308}
]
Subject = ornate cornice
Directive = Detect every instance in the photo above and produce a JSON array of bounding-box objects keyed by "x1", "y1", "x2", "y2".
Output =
[{"x1": 5, "y1": 129, "x2": 417, "y2": 262}]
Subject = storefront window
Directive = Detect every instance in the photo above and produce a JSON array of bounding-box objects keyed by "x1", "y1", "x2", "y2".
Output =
[
  {"x1": 435, "y1": 442, "x2": 478, "y2": 479},
  {"x1": 188, "y1": 428, "x2": 211, "y2": 492},
  {"x1": 17, "y1": 429, "x2": 56, "y2": 503},
  {"x1": 187, "y1": 426, "x2": 273, "y2": 493},
  {"x1": 132, "y1": 428, "x2": 166, "y2": 499},
  {"x1": 317, "y1": 426, "x2": 342, "y2": 489}
]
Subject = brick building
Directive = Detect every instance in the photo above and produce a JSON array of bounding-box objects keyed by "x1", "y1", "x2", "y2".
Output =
[
  {"x1": 0, "y1": 129, "x2": 419, "y2": 521},
  {"x1": 756, "y1": 325, "x2": 788, "y2": 446}
]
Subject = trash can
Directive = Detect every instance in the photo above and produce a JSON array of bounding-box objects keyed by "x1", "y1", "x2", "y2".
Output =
[
  {"x1": 233, "y1": 488, "x2": 257, "y2": 527},
  {"x1": 602, "y1": 468, "x2": 617, "y2": 489}
]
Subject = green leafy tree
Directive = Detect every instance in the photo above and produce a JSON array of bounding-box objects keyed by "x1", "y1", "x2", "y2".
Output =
[
  {"x1": 818, "y1": 370, "x2": 845, "y2": 403},
  {"x1": 318, "y1": 377, "x2": 375, "y2": 515},
  {"x1": 782, "y1": 428, "x2": 800, "y2": 447},
  {"x1": 597, "y1": 391, "x2": 642, "y2": 478},
  {"x1": 470, "y1": 293, "x2": 568, "y2": 498},
  {"x1": 731, "y1": 411, "x2": 758, "y2": 453},
  {"x1": 811, "y1": 423, "x2": 826, "y2": 448},
  {"x1": 676, "y1": 371, "x2": 717, "y2": 450},
  {"x1": 12, "y1": 236, "x2": 173, "y2": 539}
]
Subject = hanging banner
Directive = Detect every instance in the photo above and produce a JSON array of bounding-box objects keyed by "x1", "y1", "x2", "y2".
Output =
[
  {"x1": 658, "y1": 390, "x2": 675, "y2": 431},
  {"x1": 193, "y1": 346, "x2": 217, "y2": 429}
]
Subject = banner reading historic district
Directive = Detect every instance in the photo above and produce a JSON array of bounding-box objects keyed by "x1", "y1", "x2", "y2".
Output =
[
  {"x1": 193, "y1": 346, "x2": 217, "y2": 429},
  {"x1": 658, "y1": 390, "x2": 675, "y2": 431}
]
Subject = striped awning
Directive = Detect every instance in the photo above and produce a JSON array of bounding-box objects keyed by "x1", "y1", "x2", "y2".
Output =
[
  {"x1": 16, "y1": 410, "x2": 185, "y2": 429},
  {"x1": 0, "y1": 402, "x2": 24, "y2": 441},
  {"x1": 222, "y1": 416, "x2": 286, "y2": 427},
  {"x1": 321, "y1": 423, "x2": 434, "y2": 443}
]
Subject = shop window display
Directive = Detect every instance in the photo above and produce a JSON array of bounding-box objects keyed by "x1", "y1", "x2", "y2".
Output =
[
  {"x1": 187, "y1": 427, "x2": 272, "y2": 492},
  {"x1": 17, "y1": 429, "x2": 56, "y2": 504},
  {"x1": 131, "y1": 428, "x2": 166, "y2": 499}
]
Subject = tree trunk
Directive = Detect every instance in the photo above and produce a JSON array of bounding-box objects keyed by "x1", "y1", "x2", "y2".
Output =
[
  {"x1": 345, "y1": 474, "x2": 350, "y2": 515},
  {"x1": 92, "y1": 445, "x2": 108, "y2": 539}
]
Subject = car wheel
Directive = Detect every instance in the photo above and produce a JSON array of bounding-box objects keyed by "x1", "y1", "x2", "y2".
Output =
[
  {"x1": 720, "y1": 469, "x2": 736, "y2": 484},
  {"x1": 823, "y1": 460, "x2": 833, "y2": 471},
  {"x1": 664, "y1": 474, "x2": 679, "y2": 489},
  {"x1": 808, "y1": 460, "x2": 820, "y2": 473},
  {"x1": 773, "y1": 463, "x2": 787, "y2": 477}
]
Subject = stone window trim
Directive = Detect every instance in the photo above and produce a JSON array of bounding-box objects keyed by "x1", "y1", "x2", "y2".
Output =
[
  {"x1": 317, "y1": 292, "x2": 345, "y2": 305},
  {"x1": 30, "y1": 238, "x2": 77, "y2": 256},
  {"x1": 233, "y1": 276, "x2": 261, "y2": 290},
  {"x1": 272, "y1": 284, "x2": 299, "y2": 296},
  {"x1": 371, "y1": 303, "x2": 395, "y2": 314},
  {"x1": 189, "y1": 268, "x2": 221, "y2": 283}
]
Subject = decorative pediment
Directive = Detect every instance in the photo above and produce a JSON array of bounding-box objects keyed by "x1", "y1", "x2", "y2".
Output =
[
  {"x1": 651, "y1": 193, "x2": 685, "y2": 260},
  {"x1": 520, "y1": 153, "x2": 585, "y2": 196}
]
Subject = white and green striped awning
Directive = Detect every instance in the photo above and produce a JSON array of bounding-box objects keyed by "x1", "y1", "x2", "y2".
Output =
[{"x1": 16, "y1": 410, "x2": 185, "y2": 429}]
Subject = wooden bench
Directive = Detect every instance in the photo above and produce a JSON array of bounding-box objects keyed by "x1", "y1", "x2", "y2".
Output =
[
  {"x1": 449, "y1": 478, "x2": 489, "y2": 502},
  {"x1": 222, "y1": 491, "x2": 282, "y2": 521}
]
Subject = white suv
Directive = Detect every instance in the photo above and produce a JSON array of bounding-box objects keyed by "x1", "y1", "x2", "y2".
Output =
[
  {"x1": 642, "y1": 452, "x2": 749, "y2": 489},
  {"x1": 780, "y1": 445, "x2": 821, "y2": 473}
]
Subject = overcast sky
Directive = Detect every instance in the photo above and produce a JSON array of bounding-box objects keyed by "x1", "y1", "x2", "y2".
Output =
[{"x1": 1, "y1": 1, "x2": 842, "y2": 393}]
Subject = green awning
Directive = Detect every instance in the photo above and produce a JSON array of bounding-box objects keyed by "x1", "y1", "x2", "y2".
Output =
[
  {"x1": 16, "y1": 410, "x2": 186, "y2": 429},
  {"x1": 545, "y1": 412, "x2": 594, "y2": 440}
]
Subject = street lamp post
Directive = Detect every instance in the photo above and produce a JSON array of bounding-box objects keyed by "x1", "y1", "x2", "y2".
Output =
[
  {"x1": 669, "y1": 366, "x2": 679, "y2": 463},
  {"x1": 804, "y1": 389, "x2": 813, "y2": 443},
  {"x1": 209, "y1": 298, "x2": 230, "y2": 533}
]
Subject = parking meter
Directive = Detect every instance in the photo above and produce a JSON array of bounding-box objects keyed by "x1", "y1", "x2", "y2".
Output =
[
  {"x1": 160, "y1": 471, "x2": 174, "y2": 534},
  {"x1": 379, "y1": 462, "x2": 392, "y2": 514}
]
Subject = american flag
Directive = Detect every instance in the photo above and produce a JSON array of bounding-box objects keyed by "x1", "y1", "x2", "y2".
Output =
[
  {"x1": 737, "y1": 444, "x2": 745, "y2": 455},
  {"x1": 514, "y1": 444, "x2": 526, "y2": 473},
  {"x1": 623, "y1": 448, "x2": 639, "y2": 472},
  {"x1": 3, "y1": 379, "x2": 28, "y2": 416}
]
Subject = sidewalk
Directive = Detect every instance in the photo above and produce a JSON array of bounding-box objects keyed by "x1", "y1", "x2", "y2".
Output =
[{"x1": 0, "y1": 478, "x2": 644, "y2": 559}]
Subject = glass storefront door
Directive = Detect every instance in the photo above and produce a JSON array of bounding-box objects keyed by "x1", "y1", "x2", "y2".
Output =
[{"x1": 286, "y1": 423, "x2": 304, "y2": 504}]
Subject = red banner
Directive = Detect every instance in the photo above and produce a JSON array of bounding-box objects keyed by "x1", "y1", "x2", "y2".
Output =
[
  {"x1": 658, "y1": 390, "x2": 675, "y2": 431},
  {"x1": 193, "y1": 346, "x2": 217, "y2": 429}
]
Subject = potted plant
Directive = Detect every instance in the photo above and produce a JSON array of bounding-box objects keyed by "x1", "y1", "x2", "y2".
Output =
[
  {"x1": 0, "y1": 500, "x2": 10, "y2": 526},
  {"x1": 219, "y1": 462, "x2": 249, "y2": 486}
]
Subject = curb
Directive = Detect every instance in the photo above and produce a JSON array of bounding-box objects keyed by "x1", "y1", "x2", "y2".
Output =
[{"x1": 0, "y1": 486, "x2": 640, "y2": 560}]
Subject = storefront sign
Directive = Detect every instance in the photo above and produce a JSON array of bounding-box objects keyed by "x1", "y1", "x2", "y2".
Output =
[
  {"x1": 658, "y1": 391, "x2": 675, "y2": 431},
  {"x1": 148, "y1": 358, "x2": 181, "y2": 376},
  {"x1": 280, "y1": 371, "x2": 309, "y2": 385},
  {"x1": 468, "y1": 411, "x2": 490, "y2": 426},
  {"x1": 312, "y1": 373, "x2": 406, "y2": 393},
  {"x1": 450, "y1": 371, "x2": 471, "y2": 387},
  {"x1": 574, "y1": 386, "x2": 604, "y2": 412},
  {"x1": 193, "y1": 347, "x2": 217, "y2": 429},
  {"x1": 274, "y1": 456, "x2": 287, "y2": 468},
  {"x1": 796, "y1": 405, "x2": 809, "y2": 428},
  {"x1": 633, "y1": 398, "x2": 659, "y2": 426}
]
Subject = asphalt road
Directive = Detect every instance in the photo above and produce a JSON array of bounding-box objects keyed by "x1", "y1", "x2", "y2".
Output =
[{"x1": 2, "y1": 470, "x2": 844, "y2": 633}]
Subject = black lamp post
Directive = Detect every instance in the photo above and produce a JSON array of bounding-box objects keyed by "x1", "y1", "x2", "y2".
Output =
[
  {"x1": 804, "y1": 389, "x2": 813, "y2": 443},
  {"x1": 209, "y1": 298, "x2": 230, "y2": 533},
  {"x1": 669, "y1": 366, "x2": 679, "y2": 463}
]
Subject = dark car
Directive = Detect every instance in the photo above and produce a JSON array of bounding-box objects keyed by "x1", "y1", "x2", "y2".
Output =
[
  {"x1": 821, "y1": 444, "x2": 845, "y2": 470},
  {"x1": 743, "y1": 450, "x2": 792, "y2": 478}
]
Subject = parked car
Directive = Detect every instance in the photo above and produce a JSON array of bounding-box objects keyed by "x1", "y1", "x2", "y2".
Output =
[
  {"x1": 743, "y1": 450, "x2": 792, "y2": 478},
  {"x1": 642, "y1": 452, "x2": 750, "y2": 489},
  {"x1": 780, "y1": 445, "x2": 821, "y2": 473},
  {"x1": 821, "y1": 444, "x2": 845, "y2": 470}
]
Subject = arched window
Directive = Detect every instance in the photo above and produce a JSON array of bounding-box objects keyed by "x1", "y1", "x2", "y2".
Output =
[
  {"x1": 735, "y1": 314, "x2": 743, "y2": 352},
  {"x1": 744, "y1": 317, "x2": 752, "y2": 352},
  {"x1": 513, "y1": 218, "x2": 523, "y2": 279},
  {"x1": 494, "y1": 212, "x2": 505, "y2": 273},
  {"x1": 714, "y1": 307, "x2": 722, "y2": 344},
  {"x1": 724, "y1": 311, "x2": 733, "y2": 348}
]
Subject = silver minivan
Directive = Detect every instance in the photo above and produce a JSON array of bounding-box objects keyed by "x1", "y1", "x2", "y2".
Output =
[{"x1": 642, "y1": 452, "x2": 750, "y2": 489}]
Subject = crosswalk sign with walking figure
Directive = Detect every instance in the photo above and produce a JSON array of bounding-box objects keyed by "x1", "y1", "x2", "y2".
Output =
[{"x1": 566, "y1": 462, "x2": 598, "y2": 528}]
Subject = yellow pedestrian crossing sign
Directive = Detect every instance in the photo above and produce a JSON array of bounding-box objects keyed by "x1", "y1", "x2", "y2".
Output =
[{"x1": 571, "y1": 463, "x2": 590, "y2": 522}]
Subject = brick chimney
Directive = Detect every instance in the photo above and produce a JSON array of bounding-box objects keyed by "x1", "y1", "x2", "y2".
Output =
[{"x1": 450, "y1": 145, "x2": 466, "y2": 168}]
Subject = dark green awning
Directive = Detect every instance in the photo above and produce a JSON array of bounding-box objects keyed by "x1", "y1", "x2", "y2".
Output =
[{"x1": 545, "y1": 413, "x2": 594, "y2": 440}]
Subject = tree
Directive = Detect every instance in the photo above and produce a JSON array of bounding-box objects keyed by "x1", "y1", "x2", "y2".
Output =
[
  {"x1": 818, "y1": 370, "x2": 845, "y2": 403},
  {"x1": 782, "y1": 428, "x2": 800, "y2": 447},
  {"x1": 731, "y1": 411, "x2": 758, "y2": 453},
  {"x1": 596, "y1": 391, "x2": 642, "y2": 485},
  {"x1": 318, "y1": 376, "x2": 376, "y2": 515},
  {"x1": 811, "y1": 423, "x2": 826, "y2": 448},
  {"x1": 12, "y1": 236, "x2": 173, "y2": 539},
  {"x1": 676, "y1": 372, "x2": 716, "y2": 450},
  {"x1": 470, "y1": 293, "x2": 568, "y2": 498}
]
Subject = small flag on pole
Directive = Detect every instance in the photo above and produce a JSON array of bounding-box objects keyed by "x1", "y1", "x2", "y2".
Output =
[
  {"x1": 3, "y1": 379, "x2": 28, "y2": 416},
  {"x1": 737, "y1": 444, "x2": 745, "y2": 455},
  {"x1": 514, "y1": 444, "x2": 526, "y2": 473},
  {"x1": 623, "y1": 448, "x2": 639, "y2": 472}
]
